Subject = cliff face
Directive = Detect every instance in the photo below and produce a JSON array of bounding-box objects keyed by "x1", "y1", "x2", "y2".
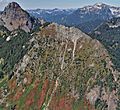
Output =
[{"x1": 0, "y1": 2, "x2": 35, "y2": 32}]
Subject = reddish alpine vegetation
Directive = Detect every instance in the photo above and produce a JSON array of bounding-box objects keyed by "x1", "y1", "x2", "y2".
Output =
[
  {"x1": 37, "y1": 79, "x2": 49, "y2": 109},
  {"x1": 25, "y1": 80, "x2": 40, "y2": 107},
  {"x1": 50, "y1": 94, "x2": 74, "y2": 110},
  {"x1": 14, "y1": 88, "x2": 23, "y2": 101}
]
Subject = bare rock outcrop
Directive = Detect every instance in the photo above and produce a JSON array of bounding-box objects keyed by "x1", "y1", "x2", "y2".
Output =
[{"x1": 0, "y1": 2, "x2": 35, "y2": 32}]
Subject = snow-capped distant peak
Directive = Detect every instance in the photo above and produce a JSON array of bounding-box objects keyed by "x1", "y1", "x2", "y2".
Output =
[
  {"x1": 80, "y1": 3, "x2": 120, "y2": 17},
  {"x1": 28, "y1": 8, "x2": 76, "y2": 16},
  {"x1": 93, "y1": 3, "x2": 108, "y2": 9},
  {"x1": 81, "y1": 3, "x2": 108, "y2": 11},
  {"x1": 109, "y1": 7, "x2": 120, "y2": 17}
]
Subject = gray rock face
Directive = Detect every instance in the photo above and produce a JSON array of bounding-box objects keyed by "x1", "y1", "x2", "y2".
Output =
[
  {"x1": 0, "y1": 18, "x2": 4, "y2": 26},
  {"x1": 0, "y1": 2, "x2": 34, "y2": 32}
]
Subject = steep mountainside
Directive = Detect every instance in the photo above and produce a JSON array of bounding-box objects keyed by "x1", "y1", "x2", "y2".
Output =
[
  {"x1": 0, "y1": 2, "x2": 39, "y2": 32},
  {"x1": 0, "y1": 2, "x2": 120, "y2": 110},
  {"x1": 28, "y1": 3, "x2": 120, "y2": 33},
  {"x1": 90, "y1": 17, "x2": 120, "y2": 71},
  {"x1": 0, "y1": 23, "x2": 120, "y2": 110}
]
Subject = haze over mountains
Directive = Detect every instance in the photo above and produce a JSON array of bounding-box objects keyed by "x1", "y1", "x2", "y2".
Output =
[
  {"x1": 0, "y1": 2, "x2": 120, "y2": 110},
  {"x1": 28, "y1": 3, "x2": 120, "y2": 33}
]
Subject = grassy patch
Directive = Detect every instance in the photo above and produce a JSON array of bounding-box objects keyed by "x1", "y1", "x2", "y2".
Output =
[
  {"x1": 18, "y1": 84, "x2": 33, "y2": 108},
  {"x1": 0, "y1": 106, "x2": 3, "y2": 110},
  {"x1": 72, "y1": 99, "x2": 89, "y2": 110},
  {"x1": 0, "y1": 76, "x2": 7, "y2": 88},
  {"x1": 34, "y1": 82, "x2": 43, "y2": 105}
]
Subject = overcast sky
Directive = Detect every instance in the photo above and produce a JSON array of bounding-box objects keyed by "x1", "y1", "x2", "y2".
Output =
[{"x1": 0, "y1": 0, "x2": 120, "y2": 10}]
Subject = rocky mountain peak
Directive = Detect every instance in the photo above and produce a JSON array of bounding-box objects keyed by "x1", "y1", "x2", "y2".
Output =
[
  {"x1": 4, "y1": 2, "x2": 21, "y2": 11},
  {"x1": 0, "y1": 2, "x2": 36, "y2": 32},
  {"x1": 94, "y1": 3, "x2": 107, "y2": 7},
  {"x1": 2, "y1": 2, "x2": 28, "y2": 18}
]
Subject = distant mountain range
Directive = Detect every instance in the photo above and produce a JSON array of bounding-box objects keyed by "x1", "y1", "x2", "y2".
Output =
[
  {"x1": 28, "y1": 3, "x2": 120, "y2": 33},
  {"x1": 28, "y1": 8, "x2": 75, "y2": 18}
]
